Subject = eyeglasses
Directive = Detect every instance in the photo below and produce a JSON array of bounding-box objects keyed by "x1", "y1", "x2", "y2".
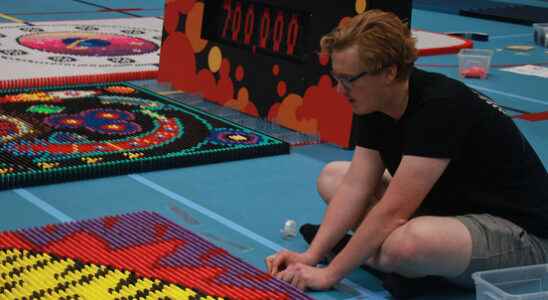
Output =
[{"x1": 329, "y1": 69, "x2": 369, "y2": 92}]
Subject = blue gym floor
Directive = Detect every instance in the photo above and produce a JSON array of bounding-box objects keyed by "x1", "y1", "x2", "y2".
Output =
[{"x1": 0, "y1": 1, "x2": 547, "y2": 299}]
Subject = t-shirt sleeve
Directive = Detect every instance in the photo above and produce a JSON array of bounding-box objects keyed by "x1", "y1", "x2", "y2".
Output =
[
  {"x1": 354, "y1": 112, "x2": 394, "y2": 151},
  {"x1": 403, "y1": 98, "x2": 471, "y2": 158}
]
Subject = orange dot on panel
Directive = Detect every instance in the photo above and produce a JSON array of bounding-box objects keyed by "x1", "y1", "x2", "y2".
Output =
[
  {"x1": 277, "y1": 81, "x2": 287, "y2": 97},
  {"x1": 186, "y1": 2, "x2": 208, "y2": 53},
  {"x1": 208, "y1": 46, "x2": 222, "y2": 73},
  {"x1": 356, "y1": 0, "x2": 367, "y2": 14},
  {"x1": 235, "y1": 65, "x2": 245, "y2": 81},
  {"x1": 224, "y1": 87, "x2": 249, "y2": 111},
  {"x1": 238, "y1": 87, "x2": 249, "y2": 101},
  {"x1": 272, "y1": 65, "x2": 280, "y2": 76}
]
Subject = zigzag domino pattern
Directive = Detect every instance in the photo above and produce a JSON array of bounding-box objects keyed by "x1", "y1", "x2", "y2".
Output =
[{"x1": 0, "y1": 211, "x2": 312, "y2": 300}]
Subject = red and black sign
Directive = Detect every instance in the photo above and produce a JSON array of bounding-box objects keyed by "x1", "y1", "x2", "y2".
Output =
[{"x1": 159, "y1": 0, "x2": 411, "y2": 147}]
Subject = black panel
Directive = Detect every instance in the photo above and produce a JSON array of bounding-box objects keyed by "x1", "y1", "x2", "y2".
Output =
[
  {"x1": 202, "y1": 0, "x2": 312, "y2": 62},
  {"x1": 370, "y1": 0, "x2": 412, "y2": 26}
]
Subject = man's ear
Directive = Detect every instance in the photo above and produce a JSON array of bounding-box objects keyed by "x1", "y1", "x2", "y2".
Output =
[{"x1": 383, "y1": 65, "x2": 398, "y2": 84}]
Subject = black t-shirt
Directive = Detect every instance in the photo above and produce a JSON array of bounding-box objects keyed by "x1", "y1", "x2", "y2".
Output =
[{"x1": 355, "y1": 68, "x2": 548, "y2": 238}]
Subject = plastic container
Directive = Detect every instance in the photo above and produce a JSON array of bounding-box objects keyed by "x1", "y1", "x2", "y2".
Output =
[
  {"x1": 533, "y1": 23, "x2": 548, "y2": 47},
  {"x1": 458, "y1": 48, "x2": 494, "y2": 79},
  {"x1": 472, "y1": 264, "x2": 548, "y2": 300}
]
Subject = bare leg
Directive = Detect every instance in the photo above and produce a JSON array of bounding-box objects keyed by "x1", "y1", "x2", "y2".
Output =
[
  {"x1": 317, "y1": 162, "x2": 391, "y2": 228},
  {"x1": 366, "y1": 216, "x2": 473, "y2": 278},
  {"x1": 317, "y1": 162, "x2": 471, "y2": 278},
  {"x1": 316, "y1": 161, "x2": 351, "y2": 202}
]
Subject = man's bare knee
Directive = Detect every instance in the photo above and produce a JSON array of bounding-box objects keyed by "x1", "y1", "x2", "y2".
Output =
[
  {"x1": 317, "y1": 161, "x2": 350, "y2": 203},
  {"x1": 370, "y1": 217, "x2": 472, "y2": 278},
  {"x1": 373, "y1": 220, "x2": 426, "y2": 273}
]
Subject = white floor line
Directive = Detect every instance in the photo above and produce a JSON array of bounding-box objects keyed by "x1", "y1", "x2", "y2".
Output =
[{"x1": 14, "y1": 189, "x2": 73, "y2": 222}]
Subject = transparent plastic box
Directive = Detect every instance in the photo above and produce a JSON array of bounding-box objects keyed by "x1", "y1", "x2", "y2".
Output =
[
  {"x1": 533, "y1": 23, "x2": 548, "y2": 47},
  {"x1": 458, "y1": 48, "x2": 494, "y2": 79},
  {"x1": 473, "y1": 264, "x2": 548, "y2": 300}
]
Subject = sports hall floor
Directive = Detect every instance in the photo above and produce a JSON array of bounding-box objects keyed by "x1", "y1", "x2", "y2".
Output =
[{"x1": 0, "y1": 0, "x2": 547, "y2": 299}]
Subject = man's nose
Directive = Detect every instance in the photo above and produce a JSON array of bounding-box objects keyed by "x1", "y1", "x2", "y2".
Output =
[
  {"x1": 335, "y1": 81, "x2": 343, "y2": 92},
  {"x1": 335, "y1": 82, "x2": 349, "y2": 96}
]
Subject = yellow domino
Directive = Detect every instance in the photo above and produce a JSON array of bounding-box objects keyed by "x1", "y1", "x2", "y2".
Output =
[{"x1": 0, "y1": 248, "x2": 226, "y2": 300}]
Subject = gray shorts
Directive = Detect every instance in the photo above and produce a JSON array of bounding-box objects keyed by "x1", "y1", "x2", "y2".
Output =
[{"x1": 450, "y1": 214, "x2": 548, "y2": 288}]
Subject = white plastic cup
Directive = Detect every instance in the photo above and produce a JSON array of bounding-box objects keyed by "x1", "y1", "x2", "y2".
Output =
[{"x1": 281, "y1": 219, "x2": 297, "y2": 239}]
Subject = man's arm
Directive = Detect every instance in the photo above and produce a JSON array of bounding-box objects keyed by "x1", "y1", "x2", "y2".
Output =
[
  {"x1": 325, "y1": 155, "x2": 450, "y2": 282},
  {"x1": 305, "y1": 146, "x2": 385, "y2": 264}
]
